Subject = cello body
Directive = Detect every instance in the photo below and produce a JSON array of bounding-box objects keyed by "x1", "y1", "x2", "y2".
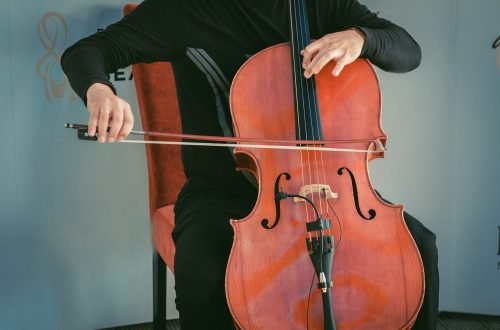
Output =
[{"x1": 225, "y1": 43, "x2": 424, "y2": 329}]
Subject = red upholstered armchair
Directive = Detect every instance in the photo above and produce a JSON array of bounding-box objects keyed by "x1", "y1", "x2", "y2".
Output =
[{"x1": 124, "y1": 4, "x2": 185, "y2": 328}]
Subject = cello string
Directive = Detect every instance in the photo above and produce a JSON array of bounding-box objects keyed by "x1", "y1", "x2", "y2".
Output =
[
  {"x1": 289, "y1": 0, "x2": 311, "y2": 226},
  {"x1": 290, "y1": 3, "x2": 322, "y2": 313},
  {"x1": 298, "y1": 0, "x2": 330, "y2": 288},
  {"x1": 300, "y1": 0, "x2": 330, "y2": 221},
  {"x1": 299, "y1": 0, "x2": 331, "y2": 222},
  {"x1": 293, "y1": 0, "x2": 317, "y2": 222},
  {"x1": 297, "y1": 0, "x2": 325, "y2": 218},
  {"x1": 295, "y1": 0, "x2": 314, "y2": 213}
]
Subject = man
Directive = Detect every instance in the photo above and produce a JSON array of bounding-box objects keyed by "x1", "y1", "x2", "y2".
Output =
[{"x1": 61, "y1": 0, "x2": 438, "y2": 329}]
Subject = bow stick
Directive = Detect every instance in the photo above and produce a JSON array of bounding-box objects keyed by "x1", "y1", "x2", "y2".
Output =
[{"x1": 65, "y1": 123, "x2": 386, "y2": 154}]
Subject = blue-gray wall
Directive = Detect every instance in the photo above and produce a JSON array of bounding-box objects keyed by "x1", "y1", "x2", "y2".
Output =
[
  {"x1": 450, "y1": 0, "x2": 500, "y2": 314},
  {"x1": 368, "y1": 0, "x2": 500, "y2": 316},
  {"x1": 0, "y1": 0, "x2": 499, "y2": 329},
  {"x1": 1, "y1": 1, "x2": 174, "y2": 329}
]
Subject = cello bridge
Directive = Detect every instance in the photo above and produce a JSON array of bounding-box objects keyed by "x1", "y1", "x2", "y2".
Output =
[{"x1": 293, "y1": 184, "x2": 338, "y2": 202}]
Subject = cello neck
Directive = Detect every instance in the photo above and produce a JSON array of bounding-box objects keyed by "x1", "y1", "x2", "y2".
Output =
[{"x1": 289, "y1": 0, "x2": 323, "y2": 142}]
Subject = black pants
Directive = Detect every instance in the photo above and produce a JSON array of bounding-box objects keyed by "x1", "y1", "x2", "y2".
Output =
[{"x1": 172, "y1": 193, "x2": 439, "y2": 330}]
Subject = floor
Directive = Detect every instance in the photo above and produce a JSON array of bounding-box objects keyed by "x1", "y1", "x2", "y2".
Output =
[{"x1": 104, "y1": 312, "x2": 500, "y2": 330}]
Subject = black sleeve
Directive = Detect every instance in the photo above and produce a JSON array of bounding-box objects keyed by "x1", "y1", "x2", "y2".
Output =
[
  {"x1": 61, "y1": 0, "x2": 185, "y2": 103},
  {"x1": 322, "y1": 0, "x2": 422, "y2": 73}
]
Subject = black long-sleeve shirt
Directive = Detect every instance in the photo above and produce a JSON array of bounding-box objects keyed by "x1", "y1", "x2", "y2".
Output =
[{"x1": 62, "y1": 0, "x2": 421, "y2": 199}]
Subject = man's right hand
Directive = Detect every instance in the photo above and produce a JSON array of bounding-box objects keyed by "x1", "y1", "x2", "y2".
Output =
[{"x1": 86, "y1": 83, "x2": 134, "y2": 143}]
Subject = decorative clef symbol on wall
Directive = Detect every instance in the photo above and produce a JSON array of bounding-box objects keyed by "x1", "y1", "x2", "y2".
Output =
[{"x1": 36, "y1": 12, "x2": 75, "y2": 102}]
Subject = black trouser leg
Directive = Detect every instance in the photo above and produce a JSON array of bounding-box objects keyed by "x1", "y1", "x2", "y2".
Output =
[
  {"x1": 152, "y1": 250, "x2": 166, "y2": 330},
  {"x1": 403, "y1": 210, "x2": 440, "y2": 330},
  {"x1": 173, "y1": 209, "x2": 236, "y2": 330}
]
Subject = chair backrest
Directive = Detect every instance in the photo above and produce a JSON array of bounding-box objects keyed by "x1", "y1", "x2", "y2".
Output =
[{"x1": 124, "y1": 4, "x2": 186, "y2": 218}]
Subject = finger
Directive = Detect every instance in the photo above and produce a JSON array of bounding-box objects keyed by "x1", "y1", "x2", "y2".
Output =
[
  {"x1": 107, "y1": 107, "x2": 124, "y2": 143},
  {"x1": 305, "y1": 48, "x2": 344, "y2": 78},
  {"x1": 118, "y1": 105, "x2": 134, "y2": 141},
  {"x1": 87, "y1": 109, "x2": 99, "y2": 137},
  {"x1": 97, "y1": 108, "x2": 111, "y2": 143},
  {"x1": 332, "y1": 57, "x2": 346, "y2": 77},
  {"x1": 313, "y1": 48, "x2": 344, "y2": 73},
  {"x1": 332, "y1": 54, "x2": 355, "y2": 77},
  {"x1": 301, "y1": 49, "x2": 312, "y2": 67},
  {"x1": 301, "y1": 39, "x2": 325, "y2": 67}
]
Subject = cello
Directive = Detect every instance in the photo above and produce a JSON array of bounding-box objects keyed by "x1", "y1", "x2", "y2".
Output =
[
  {"x1": 64, "y1": 0, "x2": 425, "y2": 327},
  {"x1": 225, "y1": 0, "x2": 424, "y2": 328}
]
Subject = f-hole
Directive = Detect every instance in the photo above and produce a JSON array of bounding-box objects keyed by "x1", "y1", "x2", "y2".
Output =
[
  {"x1": 338, "y1": 167, "x2": 376, "y2": 220},
  {"x1": 261, "y1": 172, "x2": 291, "y2": 229}
]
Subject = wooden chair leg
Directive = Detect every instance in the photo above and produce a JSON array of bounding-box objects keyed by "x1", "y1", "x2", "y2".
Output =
[{"x1": 153, "y1": 250, "x2": 166, "y2": 330}]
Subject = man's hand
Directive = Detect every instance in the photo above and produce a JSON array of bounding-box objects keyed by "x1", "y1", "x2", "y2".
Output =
[
  {"x1": 86, "y1": 83, "x2": 134, "y2": 143},
  {"x1": 302, "y1": 28, "x2": 365, "y2": 79}
]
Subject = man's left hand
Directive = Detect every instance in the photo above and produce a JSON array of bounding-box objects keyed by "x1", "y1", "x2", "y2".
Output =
[{"x1": 301, "y1": 28, "x2": 365, "y2": 78}]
